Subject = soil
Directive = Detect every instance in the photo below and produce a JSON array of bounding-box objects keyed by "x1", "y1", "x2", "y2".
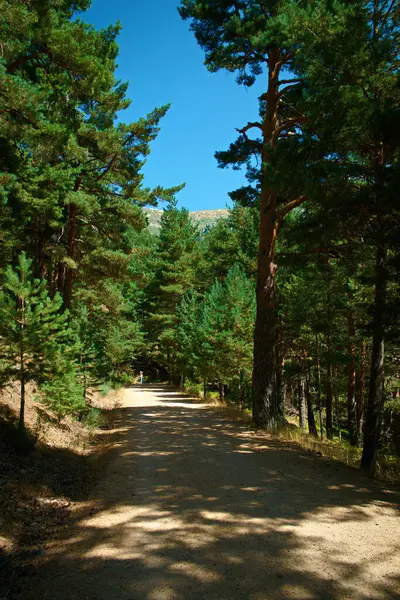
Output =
[
  {"x1": 11, "y1": 385, "x2": 400, "y2": 600},
  {"x1": 0, "y1": 383, "x2": 118, "y2": 599}
]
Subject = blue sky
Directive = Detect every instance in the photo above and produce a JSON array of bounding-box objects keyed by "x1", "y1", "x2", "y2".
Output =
[{"x1": 83, "y1": 0, "x2": 265, "y2": 211}]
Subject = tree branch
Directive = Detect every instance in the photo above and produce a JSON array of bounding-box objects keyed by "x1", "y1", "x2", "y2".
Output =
[
  {"x1": 278, "y1": 246, "x2": 343, "y2": 259},
  {"x1": 6, "y1": 52, "x2": 40, "y2": 74},
  {"x1": 277, "y1": 194, "x2": 307, "y2": 221},
  {"x1": 278, "y1": 78, "x2": 302, "y2": 87},
  {"x1": 274, "y1": 116, "x2": 308, "y2": 141},
  {"x1": 278, "y1": 83, "x2": 302, "y2": 98},
  {"x1": 236, "y1": 122, "x2": 263, "y2": 140}
]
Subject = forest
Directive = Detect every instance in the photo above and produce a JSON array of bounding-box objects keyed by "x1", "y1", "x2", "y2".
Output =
[{"x1": 0, "y1": 0, "x2": 399, "y2": 483}]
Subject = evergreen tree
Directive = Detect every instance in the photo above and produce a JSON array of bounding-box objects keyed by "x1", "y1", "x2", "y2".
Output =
[
  {"x1": 179, "y1": 0, "x2": 310, "y2": 426},
  {"x1": 147, "y1": 200, "x2": 198, "y2": 381},
  {"x1": 202, "y1": 264, "x2": 255, "y2": 405},
  {"x1": 276, "y1": 0, "x2": 400, "y2": 473},
  {"x1": 0, "y1": 253, "x2": 71, "y2": 427},
  {"x1": 196, "y1": 205, "x2": 258, "y2": 291}
]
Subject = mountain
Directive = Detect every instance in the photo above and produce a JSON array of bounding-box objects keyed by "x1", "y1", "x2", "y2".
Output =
[{"x1": 145, "y1": 208, "x2": 229, "y2": 234}]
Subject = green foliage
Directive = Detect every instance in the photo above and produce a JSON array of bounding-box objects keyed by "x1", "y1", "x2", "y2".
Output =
[
  {"x1": 202, "y1": 265, "x2": 255, "y2": 388},
  {"x1": 39, "y1": 366, "x2": 86, "y2": 421},
  {"x1": 0, "y1": 253, "x2": 73, "y2": 425},
  {"x1": 146, "y1": 200, "x2": 199, "y2": 379},
  {"x1": 176, "y1": 264, "x2": 255, "y2": 407},
  {"x1": 0, "y1": 0, "x2": 399, "y2": 479}
]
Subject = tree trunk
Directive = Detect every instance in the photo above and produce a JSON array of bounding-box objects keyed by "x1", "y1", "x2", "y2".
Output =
[
  {"x1": 63, "y1": 203, "x2": 77, "y2": 310},
  {"x1": 219, "y1": 381, "x2": 225, "y2": 403},
  {"x1": 334, "y1": 375, "x2": 342, "y2": 442},
  {"x1": 57, "y1": 261, "x2": 66, "y2": 297},
  {"x1": 306, "y1": 367, "x2": 318, "y2": 437},
  {"x1": 203, "y1": 379, "x2": 207, "y2": 399},
  {"x1": 326, "y1": 333, "x2": 334, "y2": 439},
  {"x1": 252, "y1": 50, "x2": 281, "y2": 427},
  {"x1": 316, "y1": 334, "x2": 323, "y2": 440},
  {"x1": 361, "y1": 244, "x2": 386, "y2": 475},
  {"x1": 275, "y1": 324, "x2": 285, "y2": 419},
  {"x1": 298, "y1": 377, "x2": 306, "y2": 430},
  {"x1": 357, "y1": 341, "x2": 366, "y2": 445},
  {"x1": 19, "y1": 292, "x2": 25, "y2": 429},
  {"x1": 347, "y1": 313, "x2": 358, "y2": 445}
]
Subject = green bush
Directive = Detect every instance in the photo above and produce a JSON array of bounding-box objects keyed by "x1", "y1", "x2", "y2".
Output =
[
  {"x1": 100, "y1": 382, "x2": 113, "y2": 397},
  {"x1": 82, "y1": 408, "x2": 102, "y2": 429},
  {"x1": 39, "y1": 368, "x2": 86, "y2": 421}
]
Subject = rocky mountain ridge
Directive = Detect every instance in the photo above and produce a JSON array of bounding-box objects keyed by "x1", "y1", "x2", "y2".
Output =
[{"x1": 145, "y1": 208, "x2": 228, "y2": 234}]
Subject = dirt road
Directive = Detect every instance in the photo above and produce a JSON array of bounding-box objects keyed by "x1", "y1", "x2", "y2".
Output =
[{"x1": 24, "y1": 386, "x2": 399, "y2": 600}]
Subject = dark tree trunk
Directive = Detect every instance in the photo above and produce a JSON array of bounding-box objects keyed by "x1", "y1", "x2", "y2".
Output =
[
  {"x1": 361, "y1": 244, "x2": 386, "y2": 475},
  {"x1": 282, "y1": 382, "x2": 287, "y2": 412},
  {"x1": 57, "y1": 261, "x2": 66, "y2": 296},
  {"x1": 316, "y1": 334, "x2": 323, "y2": 440},
  {"x1": 275, "y1": 324, "x2": 285, "y2": 419},
  {"x1": 347, "y1": 313, "x2": 358, "y2": 445},
  {"x1": 19, "y1": 296, "x2": 25, "y2": 429},
  {"x1": 334, "y1": 373, "x2": 342, "y2": 442},
  {"x1": 252, "y1": 49, "x2": 281, "y2": 428},
  {"x1": 219, "y1": 381, "x2": 225, "y2": 403},
  {"x1": 250, "y1": 47, "x2": 306, "y2": 427},
  {"x1": 203, "y1": 379, "x2": 207, "y2": 399},
  {"x1": 357, "y1": 341, "x2": 367, "y2": 445},
  {"x1": 298, "y1": 377, "x2": 306, "y2": 430},
  {"x1": 306, "y1": 367, "x2": 318, "y2": 437},
  {"x1": 19, "y1": 377, "x2": 25, "y2": 429},
  {"x1": 326, "y1": 333, "x2": 334, "y2": 439},
  {"x1": 63, "y1": 203, "x2": 77, "y2": 310}
]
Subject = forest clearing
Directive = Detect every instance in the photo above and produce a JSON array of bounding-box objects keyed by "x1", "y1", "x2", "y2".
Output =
[{"x1": 1, "y1": 0, "x2": 400, "y2": 598}]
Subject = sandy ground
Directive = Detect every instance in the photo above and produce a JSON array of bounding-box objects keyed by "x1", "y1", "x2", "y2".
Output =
[{"x1": 22, "y1": 385, "x2": 400, "y2": 600}]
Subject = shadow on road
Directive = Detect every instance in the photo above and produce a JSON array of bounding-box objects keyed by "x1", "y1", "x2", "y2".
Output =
[{"x1": 19, "y1": 386, "x2": 400, "y2": 600}]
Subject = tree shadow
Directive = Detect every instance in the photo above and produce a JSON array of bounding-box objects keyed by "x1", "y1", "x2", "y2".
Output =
[{"x1": 15, "y1": 390, "x2": 400, "y2": 600}]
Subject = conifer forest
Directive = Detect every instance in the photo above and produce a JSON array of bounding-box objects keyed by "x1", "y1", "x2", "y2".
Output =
[
  {"x1": 1, "y1": 2, "x2": 400, "y2": 598},
  {"x1": 1, "y1": 0, "x2": 400, "y2": 477}
]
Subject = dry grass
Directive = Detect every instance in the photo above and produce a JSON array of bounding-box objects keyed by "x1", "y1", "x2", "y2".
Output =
[
  {"x1": 182, "y1": 383, "x2": 400, "y2": 483},
  {"x1": 265, "y1": 424, "x2": 399, "y2": 484}
]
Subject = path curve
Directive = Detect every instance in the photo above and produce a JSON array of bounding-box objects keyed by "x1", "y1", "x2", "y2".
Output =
[{"x1": 24, "y1": 385, "x2": 399, "y2": 600}]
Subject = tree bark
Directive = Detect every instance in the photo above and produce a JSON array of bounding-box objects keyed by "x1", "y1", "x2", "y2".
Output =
[
  {"x1": 252, "y1": 49, "x2": 281, "y2": 427},
  {"x1": 361, "y1": 243, "x2": 386, "y2": 475},
  {"x1": 316, "y1": 334, "x2": 323, "y2": 440},
  {"x1": 203, "y1": 379, "x2": 207, "y2": 399},
  {"x1": 334, "y1": 372, "x2": 342, "y2": 442},
  {"x1": 63, "y1": 203, "x2": 77, "y2": 310},
  {"x1": 326, "y1": 333, "x2": 334, "y2": 439},
  {"x1": 57, "y1": 261, "x2": 66, "y2": 296},
  {"x1": 275, "y1": 323, "x2": 285, "y2": 419},
  {"x1": 298, "y1": 377, "x2": 307, "y2": 430},
  {"x1": 19, "y1": 286, "x2": 26, "y2": 429},
  {"x1": 357, "y1": 341, "x2": 366, "y2": 445},
  {"x1": 306, "y1": 366, "x2": 318, "y2": 437},
  {"x1": 347, "y1": 313, "x2": 358, "y2": 445}
]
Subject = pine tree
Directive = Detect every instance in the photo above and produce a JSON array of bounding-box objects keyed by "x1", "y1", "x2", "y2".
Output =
[
  {"x1": 202, "y1": 265, "x2": 255, "y2": 405},
  {"x1": 196, "y1": 205, "x2": 258, "y2": 291},
  {"x1": 0, "y1": 253, "x2": 71, "y2": 427},
  {"x1": 1, "y1": 0, "x2": 182, "y2": 309},
  {"x1": 276, "y1": 0, "x2": 400, "y2": 473},
  {"x1": 147, "y1": 200, "x2": 199, "y2": 381},
  {"x1": 179, "y1": 1, "x2": 310, "y2": 426}
]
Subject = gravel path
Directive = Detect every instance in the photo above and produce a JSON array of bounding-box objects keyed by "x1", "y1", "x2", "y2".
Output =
[{"x1": 24, "y1": 385, "x2": 399, "y2": 600}]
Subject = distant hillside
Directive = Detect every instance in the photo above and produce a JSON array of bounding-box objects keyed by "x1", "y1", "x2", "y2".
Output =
[{"x1": 145, "y1": 208, "x2": 229, "y2": 234}]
